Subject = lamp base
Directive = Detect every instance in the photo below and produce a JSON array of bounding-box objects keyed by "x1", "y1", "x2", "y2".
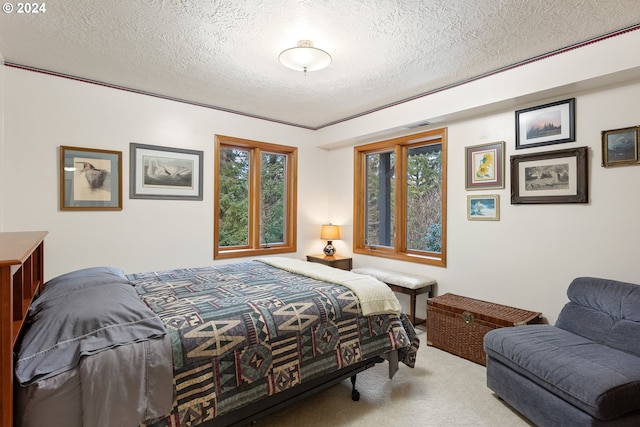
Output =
[{"x1": 323, "y1": 241, "x2": 336, "y2": 256}]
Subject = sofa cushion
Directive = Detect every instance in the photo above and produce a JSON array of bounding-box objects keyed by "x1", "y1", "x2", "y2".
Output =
[
  {"x1": 556, "y1": 277, "x2": 640, "y2": 357},
  {"x1": 485, "y1": 325, "x2": 640, "y2": 420}
]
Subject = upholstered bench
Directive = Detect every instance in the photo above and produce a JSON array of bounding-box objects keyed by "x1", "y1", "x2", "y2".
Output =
[{"x1": 351, "y1": 267, "x2": 436, "y2": 325}]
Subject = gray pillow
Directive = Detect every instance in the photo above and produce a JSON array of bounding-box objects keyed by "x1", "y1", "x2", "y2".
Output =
[
  {"x1": 35, "y1": 266, "x2": 130, "y2": 302},
  {"x1": 16, "y1": 268, "x2": 166, "y2": 386}
]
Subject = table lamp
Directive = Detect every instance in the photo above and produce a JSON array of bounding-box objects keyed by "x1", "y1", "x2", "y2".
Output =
[{"x1": 320, "y1": 224, "x2": 340, "y2": 256}]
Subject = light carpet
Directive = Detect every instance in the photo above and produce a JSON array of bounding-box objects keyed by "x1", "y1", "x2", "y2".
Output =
[{"x1": 255, "y1": 326, "x2": 535, "y2": 427}]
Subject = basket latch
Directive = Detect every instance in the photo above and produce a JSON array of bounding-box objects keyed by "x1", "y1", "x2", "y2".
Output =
[{"x1": 462, "y1": 311, "x2": 474, "y2": 324}]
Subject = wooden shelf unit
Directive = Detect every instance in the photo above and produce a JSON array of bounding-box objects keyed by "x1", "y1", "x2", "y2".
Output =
[{"x1": 1, "y1": 231, "x2": 47, "y2": 427}]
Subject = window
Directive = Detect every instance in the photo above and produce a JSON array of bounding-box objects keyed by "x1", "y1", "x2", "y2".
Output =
[
  {"x1": 354, "y1": 128, "x2": 447, "y2": 266},
  {"x1": 214, "y1": 135, "x2": 297, "y2": 259}
]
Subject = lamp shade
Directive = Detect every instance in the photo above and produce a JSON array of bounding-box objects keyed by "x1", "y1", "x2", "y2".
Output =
[{"x1": 320, "y1": 224, "x2": 340, "y2": 241}]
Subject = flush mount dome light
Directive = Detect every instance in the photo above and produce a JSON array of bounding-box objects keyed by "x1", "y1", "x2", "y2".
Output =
[{"x1": 278, "y1": 40, "x2": 332, "y2": 74}]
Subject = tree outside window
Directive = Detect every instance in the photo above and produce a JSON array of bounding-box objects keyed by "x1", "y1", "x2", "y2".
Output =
[
  {"x1": 354, "y1": 129, "x2": 447, "y2": 266},
  {"x1": 215, "y1": 135, "x2": 297, "y2": 259}
]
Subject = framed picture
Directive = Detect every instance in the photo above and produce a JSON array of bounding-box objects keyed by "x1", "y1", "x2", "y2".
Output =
[
  {"x1": 511, "y1": 146, "x2": 588, "y2": 204},
  {"x1": 601, "y1": 126, "x2": 639, "y2": 167},
  {"x1": 60, "y1": 146, "x2": 122, "y2": 210},
  {"x1": 467, "y1": 195, "x2": 500, "y2": 221},
  {"x1": 465, "y1": 141, "x2": 504, "y2": 190},
  {"x1": 515, "y1": 98, "x2": 575, "y2": 149},
  {"x1": 130, "y1": 143, "x2": 203, "y2": 200}
]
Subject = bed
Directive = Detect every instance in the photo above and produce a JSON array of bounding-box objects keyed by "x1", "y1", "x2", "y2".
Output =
[{"x1": 12, "y1": 256, "x2": 419, "y2": 427}]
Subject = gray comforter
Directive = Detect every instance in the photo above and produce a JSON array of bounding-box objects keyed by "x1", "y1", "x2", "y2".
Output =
[
  {"x1": 16, "y1": 337, "x2": 173, "y2": 427},
  {"x1": 14, "y1": 267, "x2": 173, "y2": 427}
]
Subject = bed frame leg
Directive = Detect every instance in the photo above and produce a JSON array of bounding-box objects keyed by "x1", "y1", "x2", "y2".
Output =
[{"x1": 350, "y1": 375, "x2": 360, "y2": 401}]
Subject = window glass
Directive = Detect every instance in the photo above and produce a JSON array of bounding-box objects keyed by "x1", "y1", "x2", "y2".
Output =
[
  {"x1": 354, "y1": 129, "x2": 447, "y2": 266},
  {"x1": 215, "y1": 136, "x2": 297, "y2": 259},
  {"x1": 260, "y1": 152, "x2": 286, "y2": 246},
  {"x1": 406, "y1": 143, "x2": 442, "y2": 254},
  {"x1": 219, "y1": 147, "x2": 249, "y2": 247},
  {"x1": 365, "y1": 151, "x2": 395, "y2": 248}
]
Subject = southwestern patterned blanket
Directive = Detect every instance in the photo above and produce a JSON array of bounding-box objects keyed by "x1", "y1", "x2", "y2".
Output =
[{"x1": 129, "y1": 259, "x2": 419, "y2": 427}]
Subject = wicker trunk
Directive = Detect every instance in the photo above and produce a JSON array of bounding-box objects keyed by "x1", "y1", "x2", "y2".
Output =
[{"x1": 426, "y1": 293, "x2": 541, "y2": 366}]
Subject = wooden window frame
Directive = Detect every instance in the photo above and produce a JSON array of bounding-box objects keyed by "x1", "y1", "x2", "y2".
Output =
[
  {"x1": 214, "y1": 135, "x2": 297, "y2": 259},
  {"x1": 353, "y1": 128, "x2": 447, "y2": 267}
]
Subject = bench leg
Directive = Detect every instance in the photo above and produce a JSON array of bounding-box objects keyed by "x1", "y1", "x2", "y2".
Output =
[
  {"x1": 385, "y1": 283, "x2": 430, "y2": 325},
  {"x1": 409, "y1": 291, "x2": 416, "y2": 325}
]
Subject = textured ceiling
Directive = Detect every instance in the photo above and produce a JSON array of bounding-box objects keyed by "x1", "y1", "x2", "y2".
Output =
[{"x1": 1, "y1": 0, "x2": 639, "y2": 129}]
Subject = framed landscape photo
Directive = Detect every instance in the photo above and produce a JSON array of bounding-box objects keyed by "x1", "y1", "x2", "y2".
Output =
[
  {"x1": 130, "y1": 143, "x2": 203, "y2": 200},
  {"x1": 467, "y1": 194, "x2": 500, "y2": 221},
  {"x1": 465, "y1": 141, "x2": 504, "y2": 190},
  {"x1": 510, "y1": 146, "x2": 588, "y2": 204},
  {"x1": 515, "y1": 98, "x2": 575, "y2": 149},
  {"x1": 601, "y1": 126, "x2": 639, "y2": 167},
  {"x1": 60, "y1": 146, "x2": 122, "y2": 210}
]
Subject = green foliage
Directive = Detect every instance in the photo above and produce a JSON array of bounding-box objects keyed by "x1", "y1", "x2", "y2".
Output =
[
  {"x1": 406, "y1": 147, "x2": 442, "y2": 253},
  {"x1": 423, "y1": 221, "x2": 442, "y2": 253},
  {"x1": 219, "y1": 148, "x2": 249, "y2": 246},
  {"x1": 365, "y1": 145, "x2": 442, "y2": 253},
  {"x1": 260, "y1": 153, "x2": 285, "y2": 245},
  {"x1": 219, "y1": 148, "x2": 286, "y2": 247},
  {"x1": 365, "y1": 151, "x2": 395, "y2": 246}
]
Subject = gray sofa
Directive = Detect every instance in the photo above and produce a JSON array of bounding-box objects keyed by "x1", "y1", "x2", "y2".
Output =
[{"x1": 484, "y1": 277, "x2": 640, "y2": 426}]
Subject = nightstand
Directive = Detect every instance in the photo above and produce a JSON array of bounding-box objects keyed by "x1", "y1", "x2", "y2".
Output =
[{"x1": 306, "y1": 254, "x2": 352, "y2": 271}]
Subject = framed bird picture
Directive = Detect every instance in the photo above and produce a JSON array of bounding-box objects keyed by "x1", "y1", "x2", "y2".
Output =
[{"x1": 60, "y1": 146, "x2": 122, "y2": 210}]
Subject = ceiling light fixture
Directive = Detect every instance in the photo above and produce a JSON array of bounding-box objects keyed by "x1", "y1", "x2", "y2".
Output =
[{"x1": 278, "y1": 40, "x2": 332, "y2": 75}]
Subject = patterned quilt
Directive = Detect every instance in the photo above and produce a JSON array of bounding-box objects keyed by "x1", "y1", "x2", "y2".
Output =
[{"x1": 128, "y1": 261, "x2": 419, "y2": 427}]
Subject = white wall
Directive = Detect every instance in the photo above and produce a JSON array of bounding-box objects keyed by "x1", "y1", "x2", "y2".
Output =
[
  {"x1": 326, "y1": 79, "x2": 640, "y2": 325},
  {"x1": 3, "y1": 30, "x2": 640, "y2": 325},
  {"x1": 2, "y1": 68, "x2": 330, "y2": 277},
  {"x1": 315, "y1": 30, "x2": 640, "y2": 325}
]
